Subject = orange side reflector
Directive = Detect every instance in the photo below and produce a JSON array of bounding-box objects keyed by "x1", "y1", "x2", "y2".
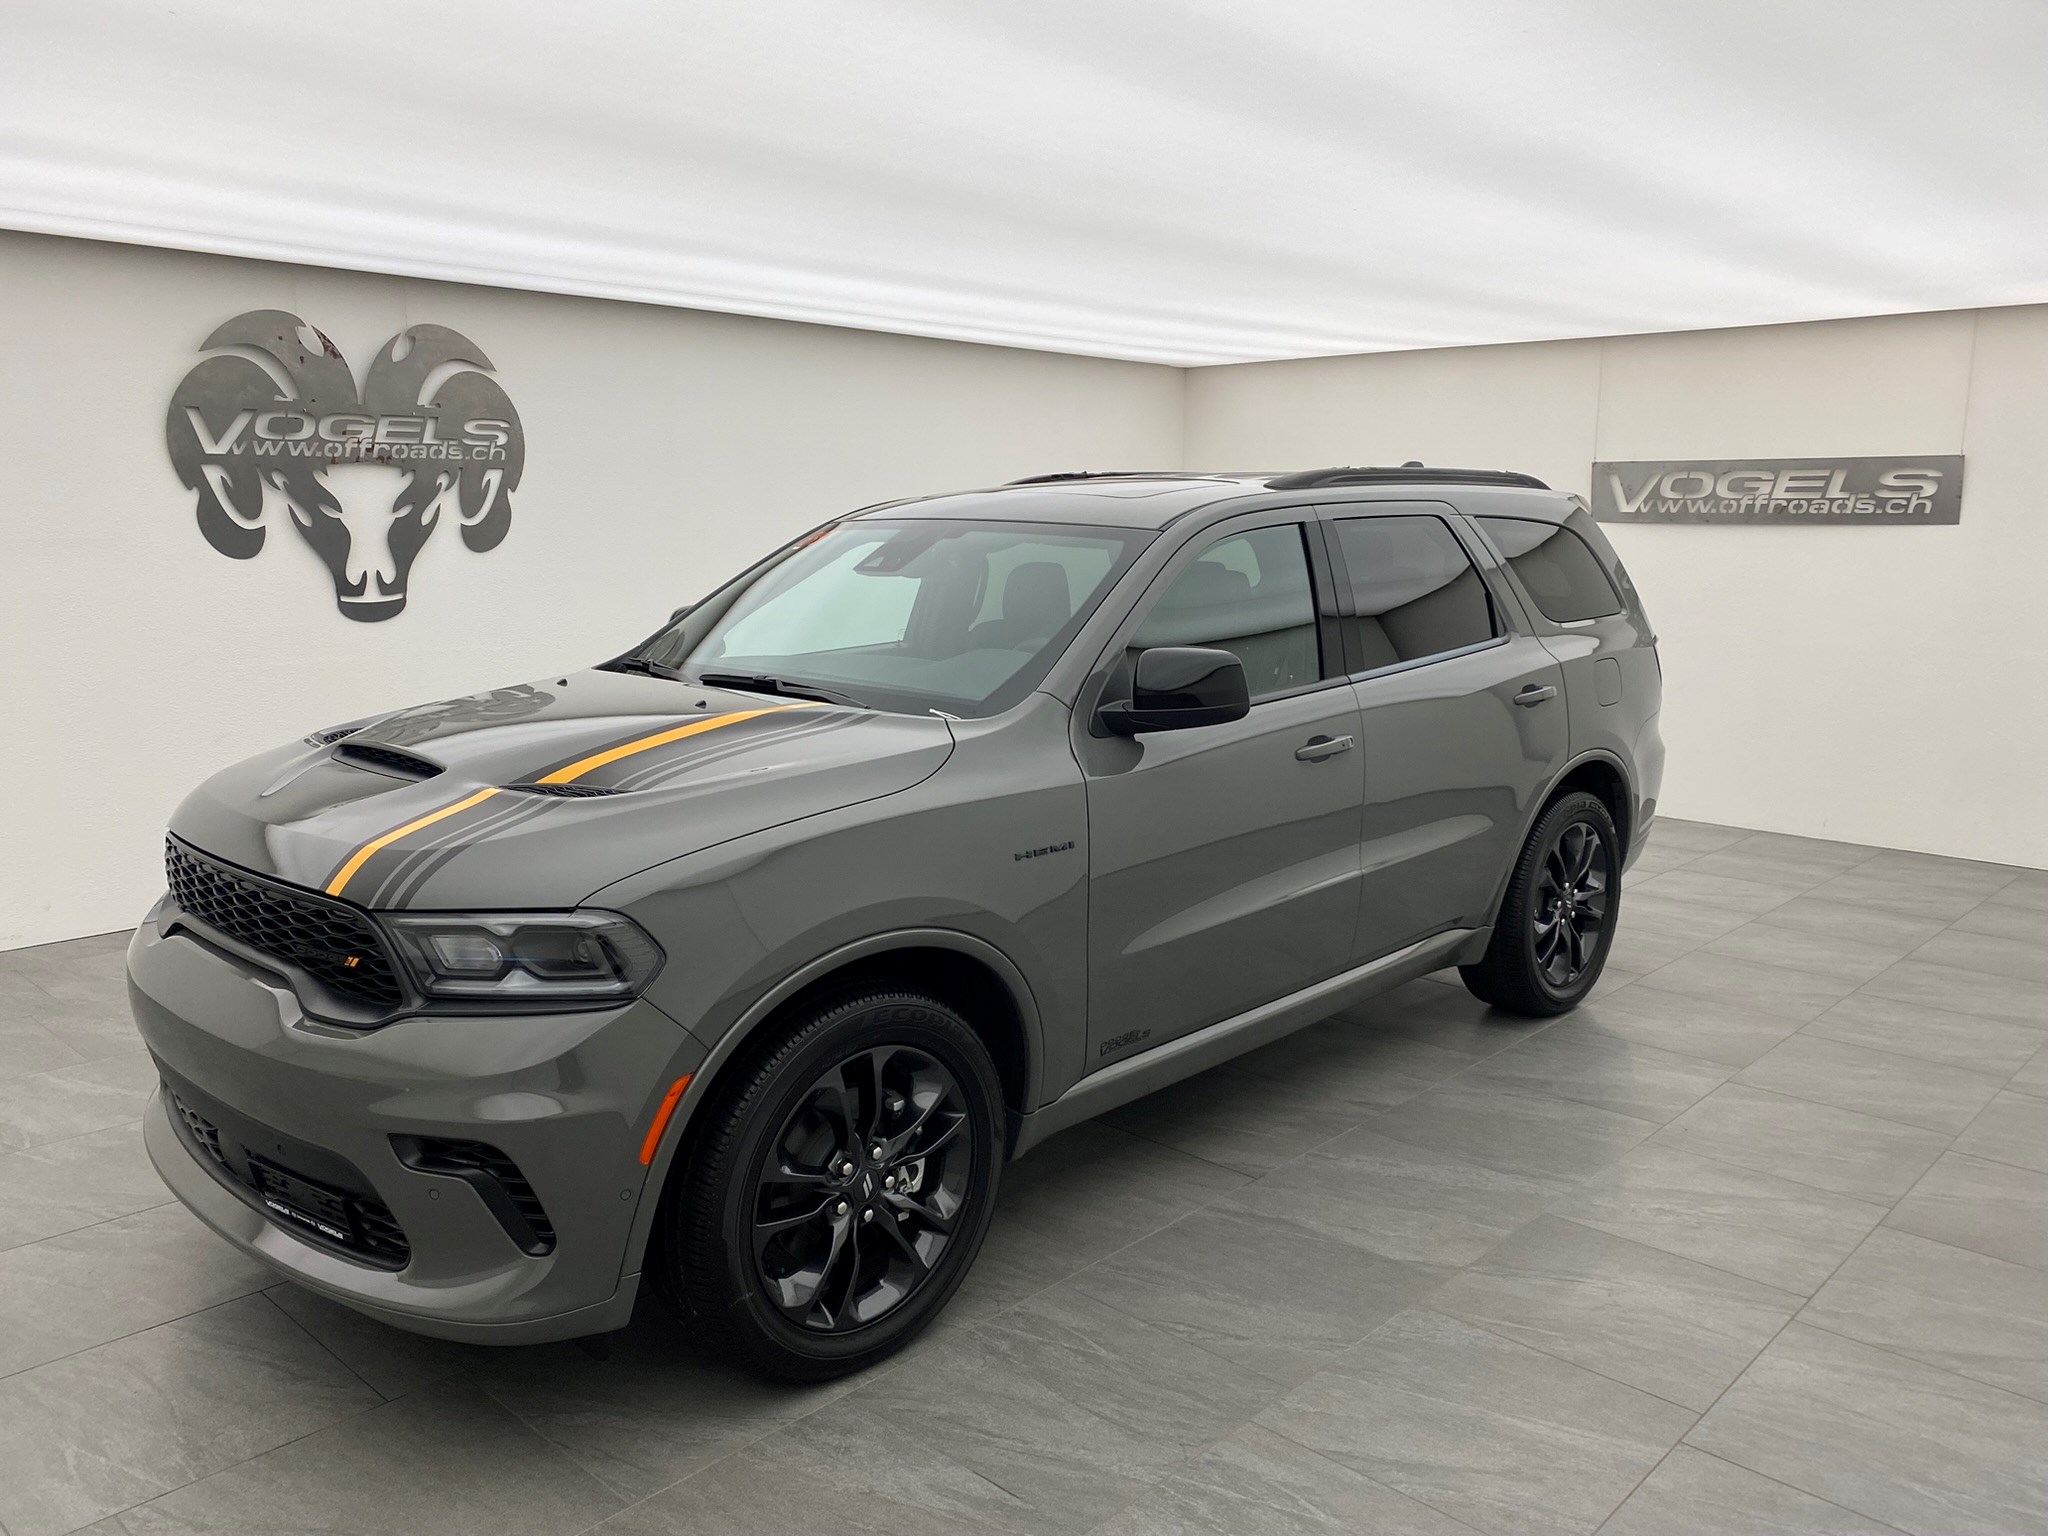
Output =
[{"x1": 639, "y1": 1075, "x2": 694, "y2": 1165}]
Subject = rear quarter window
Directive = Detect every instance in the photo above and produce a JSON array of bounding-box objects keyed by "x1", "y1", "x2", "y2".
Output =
[{"x1": 1477, "y1": 517, "x2": 1623, "y2": 624}]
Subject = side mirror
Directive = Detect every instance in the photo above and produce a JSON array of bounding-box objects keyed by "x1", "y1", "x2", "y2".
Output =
[
  {"x1": 670, "y1": 603, "x2": 695, "y2": 624},
  {"x1": 1099, "y1": 646, "x2": 1250, "y2": 736}
]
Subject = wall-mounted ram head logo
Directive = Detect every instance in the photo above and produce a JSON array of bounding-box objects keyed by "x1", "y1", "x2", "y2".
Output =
[{"x1": 166, "y1": 310, "x2": 524, "y2": 621}]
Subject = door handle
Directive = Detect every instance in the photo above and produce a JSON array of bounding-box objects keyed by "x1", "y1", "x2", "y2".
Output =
[
  {"x1": 1295, "y1": 734, "x2": 1354, "y2": 761},
  {"x1": 1514, "y1": 685, "x2": 1557, "y2": 707}
]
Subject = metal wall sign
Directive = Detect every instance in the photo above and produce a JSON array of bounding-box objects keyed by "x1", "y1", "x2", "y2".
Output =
[
  {"x1": 166, "y1": 311, "x2": 525, "y2": 621},
  {"x1": 1591, "y1": 456, "x2": 1962, "y2": 526}
]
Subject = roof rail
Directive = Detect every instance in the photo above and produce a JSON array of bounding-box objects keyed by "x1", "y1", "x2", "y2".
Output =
[
  {"x1": 1004, "y1": 470, "x2": 1168, "y2": 485},
  {"x1": 1264, "y1": 465, "x2": 1550, "y2": 491}
]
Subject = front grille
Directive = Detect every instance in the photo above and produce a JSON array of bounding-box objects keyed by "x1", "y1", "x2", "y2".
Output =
[
  {"x1": 393, "y1": 1136, "x2": 557, "y2": 1255},
  {"x1": 165, "y1": 839, "x2": 404, "y2": 1013},
  {"x1": 166, "y1": 1087, "x2": 411, "y2": 1269},
  {"x1": 334, "y1": 742, "x2": 442, "y2": 779}
]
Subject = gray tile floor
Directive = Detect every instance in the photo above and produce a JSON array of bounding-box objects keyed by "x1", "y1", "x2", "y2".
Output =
[{"x1": 1, "y1": 819, "x2": 2043, "y2": 1536}]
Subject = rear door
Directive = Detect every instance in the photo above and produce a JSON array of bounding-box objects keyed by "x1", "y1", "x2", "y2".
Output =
[
  {"x1": 1322, "y1": 504, "x2": 1569, "y2": 958},
  {"x1": 1076, "y1": 514, "x2": 1363, "y2": 1064},
  {"x1": 1469, "y1": 510, "x2": 1656, "y2": 779}
]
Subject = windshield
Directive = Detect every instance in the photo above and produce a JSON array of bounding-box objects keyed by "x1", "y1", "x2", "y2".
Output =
[{"x1": 640, "y1": 519, "x2": 1149, "y2": 716}]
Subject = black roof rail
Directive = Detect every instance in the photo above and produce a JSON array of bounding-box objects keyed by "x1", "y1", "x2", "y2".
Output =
[
  {"x1": 1264, "y1": 465, "x2": 1550, "y2": 492},
  {"x1": 1004, "y1": 470, "x2": 1171, "y2": 485}
]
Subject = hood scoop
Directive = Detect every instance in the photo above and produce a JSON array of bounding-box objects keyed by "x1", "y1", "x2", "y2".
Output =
[
  {"x1": 333, "y1": 742, "x2": 444, "y2": 780},
  {"x1": 501, "y1": 781, "x2": 622, "y2": 798}
]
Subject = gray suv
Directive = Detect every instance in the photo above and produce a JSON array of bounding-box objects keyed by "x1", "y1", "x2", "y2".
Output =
[{"x1": 128, "y1": 467, "x2": 1662, "y2": 1379}]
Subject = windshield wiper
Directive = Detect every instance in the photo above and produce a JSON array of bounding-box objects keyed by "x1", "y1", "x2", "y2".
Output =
[
  {"x1": 696, "y1": 671, "x2": 867, "y2": 709},
  {"x1": 599, "y1": 656, "x2": 680, "y2": 679}
]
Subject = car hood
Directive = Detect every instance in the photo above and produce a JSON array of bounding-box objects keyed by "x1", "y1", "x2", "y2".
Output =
[{"x1": 167, "y1": 672, "x2": 955, "y2": 909}]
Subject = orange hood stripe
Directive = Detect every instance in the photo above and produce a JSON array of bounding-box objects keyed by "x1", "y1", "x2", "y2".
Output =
[{"x1": 534, "y1": 704, "x2": 817, "y2": 785}]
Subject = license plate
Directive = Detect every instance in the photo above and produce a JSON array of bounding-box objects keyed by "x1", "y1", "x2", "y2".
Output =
[{"x1": 254, "y1": 1164, "x2": 355, "y2": 1246}]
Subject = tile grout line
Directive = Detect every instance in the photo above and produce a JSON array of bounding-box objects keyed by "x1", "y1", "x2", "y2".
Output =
[
  {"x1": 1790, "y1": 1310, "x2": 2048, "y2": 1410},
  {"x1": 1585, "y1": 1168, "x2": 1929, "y2": 1536},
  {"x1": 0, "y1": 1193, "x2": 177, "y2": 1259},
  {"x1": 27, "y1": 1291, "x2": 401, "y2": 1536},
  {"x1": 1243, "y1": 1419, "x2": 1494, "y2": 1536},
  {"x1": 0, "y1": 1266, "x2": 274, "y2": 1386},
  {"x1": 1592, "y1": 1443, "x2": 1918, "y2": 1535},
  {"x1": 252, "y1": 1286, "x2": 393, "y2": 1403}
]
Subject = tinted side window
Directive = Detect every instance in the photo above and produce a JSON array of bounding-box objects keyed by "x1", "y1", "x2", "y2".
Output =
[
  {"x1": 1332, "y1": 516, "x2": 1495, "y2": 671},
  {"x1": 1477, "y1": 517, "x2": 1622, "y2": 623},
  {"x1": 1131, "y1": 524, "x2": 1319, "y2": 700}
]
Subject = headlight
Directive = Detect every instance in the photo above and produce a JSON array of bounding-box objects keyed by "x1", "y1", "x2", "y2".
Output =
[{"x1": 382, "y1": 911, "x2": 663, "y2": 1007}]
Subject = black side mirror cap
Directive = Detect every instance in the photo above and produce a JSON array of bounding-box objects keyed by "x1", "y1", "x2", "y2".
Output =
[
  {"x1": 1099, "y1": 646, "x2": 1251, "y2": 736},
  {"x1": 670, "y1": 604, "x2": 695, "y2": 623}
]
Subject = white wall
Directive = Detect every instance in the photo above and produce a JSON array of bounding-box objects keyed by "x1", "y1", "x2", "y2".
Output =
[
  {"x1": 0, "y1": 231, "x2": 1183, "y2": 949},
  {"x1": 4, "y1": 227, "x2": 2040, "y2": 952},
  {"x1": 1188, "y1": 307, "x2": 2048, "y2": 869}
]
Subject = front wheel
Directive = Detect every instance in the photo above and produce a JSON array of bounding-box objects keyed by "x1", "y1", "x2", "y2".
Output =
[
  {"x1": 1461, "y1": 790, "x2": 1620, "y2": 1016},
  {"x1": 650, "y1": 989, "x2": 1004, "y2": 1380}
]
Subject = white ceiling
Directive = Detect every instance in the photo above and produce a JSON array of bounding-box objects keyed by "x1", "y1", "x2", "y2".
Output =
[{"x1": 3, "y1": 1, "x2": 2044, "y2": 365}]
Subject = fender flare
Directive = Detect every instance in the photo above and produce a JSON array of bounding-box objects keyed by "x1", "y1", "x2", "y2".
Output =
[
  {"x1": 618, "y1": 926, "x2": 1045, "y2": 1279},
  {"x1": 1478, "y1": 749, "x2": 1636, "y2": 933}
]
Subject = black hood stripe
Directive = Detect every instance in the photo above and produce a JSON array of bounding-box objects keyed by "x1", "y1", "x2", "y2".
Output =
[
  {"x1": 322, "y1": 705, "x2": 822, "y2": 900},
  {"x1": 377, "y1": 794, "x2": 564, "y2": 909},
  {"x1": 366, "y1": 792, "x2": 561, "y2": 909}
]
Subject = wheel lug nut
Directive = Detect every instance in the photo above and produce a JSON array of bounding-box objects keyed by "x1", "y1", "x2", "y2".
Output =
[
  {"x1": 870, "y1": 1143, "x2": 885, "y2": 1160},
  {"x1": 833, "y1": 1199, "x2": 849, "y2": 1217},
  {"x1": 861, "y1": 1208, "x2": 874, "y2": 1223}
]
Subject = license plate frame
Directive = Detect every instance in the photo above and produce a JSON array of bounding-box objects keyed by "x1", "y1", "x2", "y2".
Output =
[{"x1": 252, "y1": 1160, "x2": 357, "y2": 1247}]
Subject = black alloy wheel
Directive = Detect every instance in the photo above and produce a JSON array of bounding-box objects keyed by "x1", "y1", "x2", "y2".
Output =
[
  {"x1": 652, "y1": 989, "x2": 1002, "y2": 1380},
  {"x1": 1460, "y1": 789, "x2": 1621, "y2": 1016},
  {"x1": 1533, "y1": 820, "x2": 1609, "y2": 988},
  {"x1": 752, "y1": 1045, "x2": 970, "y2": 1333}
]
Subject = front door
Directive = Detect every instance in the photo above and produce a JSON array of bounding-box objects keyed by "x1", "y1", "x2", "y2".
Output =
[
  {"x1": 1323, "y1": 506, "x2": 1570, "y2": 958},
  {"x1": 1077, "y1": 518, "x2": 1364, "y2": 1065}
]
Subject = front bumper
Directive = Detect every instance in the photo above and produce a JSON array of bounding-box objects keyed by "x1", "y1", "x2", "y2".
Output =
[{"x1": 128, "y1": 907, "x2": 704, "y2": 1344}]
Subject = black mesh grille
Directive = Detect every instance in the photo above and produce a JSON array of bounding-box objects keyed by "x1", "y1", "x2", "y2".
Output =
[
  {"x1": 165, "y1": 840, "x2": 404, "y2": 1012},
  {"x1": 334, "y1": 742, "x2": 442, "y2": 779},
  {"x1": 395, "y1": 1137, "x2": 557, "y2": 1254},
  {"x1": 172, "y1": 1091, "x2": 224, "y2": 1164},
  {"x1": 166, "y1": 1088, "x2": 411, "y2": 1269}
]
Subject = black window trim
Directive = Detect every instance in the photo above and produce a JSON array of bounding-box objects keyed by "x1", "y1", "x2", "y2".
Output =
[
  {"x1": 1319, "y1": 506, "x2": 1513, "y2": 683},
  {"x1": 1082, "y1": 507, "x2": 1350, "y2": 731}
]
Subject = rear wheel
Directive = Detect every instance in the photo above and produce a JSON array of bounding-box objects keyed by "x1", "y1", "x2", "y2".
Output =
[
  {"x1": 651, "y1": 989, "x2": 1003, "y2": 1380},
  {"x1": 1461, "y1": 790, "x2": 1619, "y2": 1016}
]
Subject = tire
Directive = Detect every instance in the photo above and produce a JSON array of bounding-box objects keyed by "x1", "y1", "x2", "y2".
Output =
[
  {"x1": 650, "y1": 988, "x2": 1004, "y2": 1381},
  {"x1": 1460, "y1": 790, "x2": 1620, "y2": 1017}
]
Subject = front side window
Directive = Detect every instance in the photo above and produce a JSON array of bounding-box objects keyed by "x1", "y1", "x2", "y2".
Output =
[
  {"x1": 646, "y1": 520, "x2": 1146, "y2": 717},
  {"x1": 1332, "y1": 515, "x2": 1496, "y2": 671},
  {"x1": 1130, "y1": 524, "x2": 1319, "y2": 700},
  {"x1": 1477, "y1": 516, "x2": 1623, "y2": 624}
]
